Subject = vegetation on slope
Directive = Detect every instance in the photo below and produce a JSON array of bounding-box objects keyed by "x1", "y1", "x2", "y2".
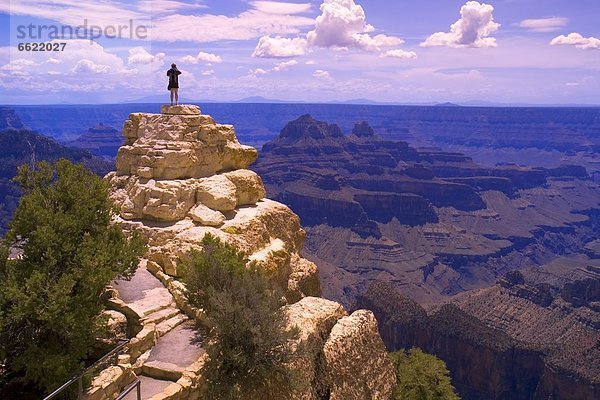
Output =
[
  {"x1": 181, "y1": 234, "x2": 298, "y2": 400},
  {"x1": 391, "y1": 347, "x2": 460, "y2": 400},
  {"x1": 0, "y1": 159, "x2": 144, "y2": 394}
]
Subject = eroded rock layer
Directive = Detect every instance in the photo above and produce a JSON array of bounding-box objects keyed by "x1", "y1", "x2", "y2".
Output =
[{"x1": 252, "y1": 115, "x2": 600, "y2": 307}]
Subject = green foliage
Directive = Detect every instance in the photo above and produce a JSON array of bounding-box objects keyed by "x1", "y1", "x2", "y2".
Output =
[
  {"x1": 0, "y1": 159, "x2": 145, "y2": 393},
  {"x1": 391, "y1": 348, "x2": 460, "y2": 400},
  {"x1": 181, "y1": 233, "x2": 298, "y2": 400}
]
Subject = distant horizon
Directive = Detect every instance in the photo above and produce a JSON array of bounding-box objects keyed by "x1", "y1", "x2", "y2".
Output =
[{"x1": 3, "y1": 98, "x2": 600, "y2": 108}]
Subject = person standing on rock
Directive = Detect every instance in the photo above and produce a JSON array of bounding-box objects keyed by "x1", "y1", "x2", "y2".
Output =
[{"x1": 167, "y1": 63, "x2": 181, "y2": 105}]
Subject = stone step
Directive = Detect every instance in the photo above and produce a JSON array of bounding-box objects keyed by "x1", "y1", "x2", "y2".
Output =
[
  {"x1": 142, "y1": 321, "x2": 206, "y2": 382},
  {"x1": 155, "y1": 313, "x2": 188, "y2": 337},
  {"x1": 119, "y1": 375, "x2": 174, "y2": 400},
  {"x1": 142, "y1": 306, "x2": 181, "y2": 325}
]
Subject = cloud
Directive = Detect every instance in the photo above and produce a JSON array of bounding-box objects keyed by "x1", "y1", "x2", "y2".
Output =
[
  {"x1": 151, "y1": 6, "x2": 314, "y2": 42},
  {"x1": 249, "y1": 1, "x2": 312, "y2": 15},
  {"x1": 201, "y1": 69, "x2": 215, "y2": 76},
  {"x1": 550, "y1": 33, "x2": 600, "y2": 50},
  {"x1": 128, "y1": 47, "x2": 165, "y2": 65},
  {"x1": 180, "y1": 51, "x2": 222, "y2": 64},
  {"x1": 421, "y1": 1, "x2": 500, "y2": 48},
  {"x1": 306, "y1": 0, "x2": 402, "y2": 52},
  {"x1": 250, "y1": 68, "x2": 269, "y2": 76},
  {"x1": 381, "y1": 49, "x2": 417, "y2": 59},
  {"x1": 71, "y1": 59, "x2": 111, "y2": 74},
  {"x1": 313, "y1": 69, "x2": 330, "y2": 78},
  {"x1": 252, "y1": 36, "x2": 308, "y2": 57},
  {"x1": 0, "y1": 59, "x2": 37, "y2": 71},
  {"x1": 273, "y1": 59, "x2": 298, "y2": 71},
  {"x1": 254, "y1": 0, "x2": 411, "y2": 58},
  {"x1": 249, "y1": 59, "x2": 299, "y2": 76},
  {"x1": 518, "y1": 17, "x2": 568, "y2": 33}
]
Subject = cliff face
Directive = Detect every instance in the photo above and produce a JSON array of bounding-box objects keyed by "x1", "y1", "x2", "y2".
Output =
[
  {"x1": 252, "y1": 115, "x2": 600, "y2": 307},
  {"x1": 359, "y1": 276, "x2": 600, "y2": 400},
  {"x1": 100, "y1": 105, "x2": 395, "y2": 400}
]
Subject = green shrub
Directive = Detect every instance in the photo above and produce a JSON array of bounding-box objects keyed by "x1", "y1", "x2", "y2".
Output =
[
  {"x1": 391, "y1": 347, "x2": 460, "y2": 400},
  {"x1": 181, "y1": 233, "x2": 298, "y2": 400},
  {"x1": 0, "y1": 159, "x2": 145, "y2": 393}
]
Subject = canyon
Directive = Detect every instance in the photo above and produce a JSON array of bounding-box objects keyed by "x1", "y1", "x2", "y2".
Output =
[{"x1": 2, "y1": 103, "x2": 600, "y2": 399}]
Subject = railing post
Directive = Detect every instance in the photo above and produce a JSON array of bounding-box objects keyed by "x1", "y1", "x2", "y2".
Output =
[
  {"x1": 78, "y1": 376, "x2": 83, "y2": 400},
  {"x1": 137, "y1": 380, "x2": 141, "y2": 400}
]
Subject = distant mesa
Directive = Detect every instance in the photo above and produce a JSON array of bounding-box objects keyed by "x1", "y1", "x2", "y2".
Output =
[{"x1": 68, "y1": 123, "x2": 123, "y2": 157}]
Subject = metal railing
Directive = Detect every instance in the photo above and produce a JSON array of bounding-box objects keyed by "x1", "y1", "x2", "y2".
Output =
[
  {"x1": 115, "y1": 379, "x2": 141, "y2": 400},
  {"x1": 43, "y1": 338, "x2": 129, "y2": 400}
]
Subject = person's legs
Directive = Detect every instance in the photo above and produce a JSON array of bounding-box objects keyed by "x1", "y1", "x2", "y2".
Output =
[
  {"x1": 174, "y1": 88, "x2": 179, "y2": 105},
  {"x1": 170, "y1": 89, "x2": 174, "y2": 105}
]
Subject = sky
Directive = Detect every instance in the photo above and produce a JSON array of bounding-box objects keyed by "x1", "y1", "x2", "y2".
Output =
[{"x1": 0, "y1": 0, "x2": 599, "y2": 105}]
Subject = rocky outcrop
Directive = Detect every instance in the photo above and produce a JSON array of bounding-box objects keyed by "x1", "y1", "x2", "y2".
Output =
[
  {"x1": 285, "y1": 297, "x2": 395, "y2": 400},
  {"x1": 107, "y1": 105, "x2": 318, "y2": 299},
  {"x1": 99, "y1": 105, "x2": 394, "y2": 399}
]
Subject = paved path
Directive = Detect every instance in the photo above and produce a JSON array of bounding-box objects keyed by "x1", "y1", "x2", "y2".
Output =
[{"x1": 112, "y1": 266, "x2": 206, "y2": 398}]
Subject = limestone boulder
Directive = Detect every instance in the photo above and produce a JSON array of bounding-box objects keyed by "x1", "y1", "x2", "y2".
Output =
[
  {"x1": 196, "y1": 174, "x2": 238, "y2": 211},
  {"x1": 323, "y1": 310, "x2": 396, "y2": 400},
  {"x1": 161, "y1": 104, "x2": 201, "y2": 115},
  {"x1": 188, "y1": 204, "x2": 225, "y2": 226},
  {"x1": 287, "y1": 255, "x2": 322, "y2": 302},
  {"x1": 285, "y1": 297, "x2": 347, "y2": 399},
  {"x1": 223, "y1": 169, "x2": 266, "y2": 206}
]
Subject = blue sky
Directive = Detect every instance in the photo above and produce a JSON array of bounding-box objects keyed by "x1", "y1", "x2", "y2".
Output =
[{"x1": 0, "y1": 0, "x2": 599, "y2": 104}]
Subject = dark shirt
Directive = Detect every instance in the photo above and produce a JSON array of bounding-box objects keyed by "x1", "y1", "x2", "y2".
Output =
[{"x1": 167, "y1": 68, "x2": 181, "y2": 88}]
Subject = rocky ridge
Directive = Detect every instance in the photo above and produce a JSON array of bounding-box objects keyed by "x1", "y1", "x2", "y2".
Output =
[
  {"x1": 92, "y1": 105, "x2": 395, "y2": 399},
  {"x1": 252, "y1": 115, "x2": 600, "y2": 307}
]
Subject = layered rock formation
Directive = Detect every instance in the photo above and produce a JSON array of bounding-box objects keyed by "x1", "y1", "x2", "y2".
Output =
[
  {"x1": 359, "y1": 260, "x2": 600, "y2": 400},
  {"x1": 252, "y1": 115, "x2": 600, "y2": 307},
  {"x1": 68, "y1": 123, "x2": 123, "y2": 157},
  {"x1": 98, "y1": 105, "x2": 395, "y2": 399},
  {"x1": 107, "y1": 104, "x2": 318, "y2": 299}
]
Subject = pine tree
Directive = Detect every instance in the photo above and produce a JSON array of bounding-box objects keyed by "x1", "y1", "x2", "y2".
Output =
[{"x1": 0, "y1": 159, "x2": 145, "y2": 393}]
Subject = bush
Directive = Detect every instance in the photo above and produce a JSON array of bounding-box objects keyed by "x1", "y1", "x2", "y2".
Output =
[
  {"x1": 181, "y1": 233, "x2": 298, "y2": 400},
  {"x1": 0, "y1": 159, "x2": 145, "y2": 393},
  {"x1": 391, "y1": 347, "x2": 460, "y2": 400}
]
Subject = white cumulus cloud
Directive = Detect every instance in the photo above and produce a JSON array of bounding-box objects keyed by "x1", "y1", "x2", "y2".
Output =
[
  {"x1": 550, "y1": 33, "x2": 600, "y2": 50},
  {"x1": 254, "y1": 0, "x2": 412, "y2": 58},
  {"x1": 518, "y1": 17, "x2": 568, "y2": 33},
  {"x1": 252, "y1": 36, "x2": 308, "y2": 57},
  {"x1": 128, "y1": 47, "x2": 165, "y2": 65},
  {"x1": 381, "y1": 49, "x2": 417, "y2": 59},
  {"x1": 421, "y1": 1, "x2": 500, "y2": 48},
  {"x1": 180, "y1": 51, "x2": 222, "y2": 64},
  {"x1": 71, "y1": 59, "x2": 111, "y2": 74},
  {"x1": 273, "y1": 59, "x2": 298, "y2": 71},
  {"x1": 313, "y1": 69, "x2": 330, "y2": 78},
  {"x1": 306, "y1": 0, "x2": 401, "y2": 51}
]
